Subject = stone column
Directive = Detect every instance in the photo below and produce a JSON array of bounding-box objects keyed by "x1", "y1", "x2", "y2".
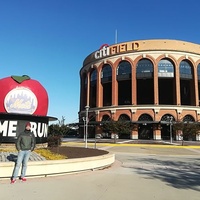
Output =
[
  {"x1": 131, "y1": 124, "x2": 138, "y2": 139},
  {"x1": 153, "y1": 124, "x2": 161, "y2": 140}
]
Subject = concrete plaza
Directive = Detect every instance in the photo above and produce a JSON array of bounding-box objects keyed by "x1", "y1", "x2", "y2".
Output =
[{"x1": 1, "y1": 142, "x2": 200, "y2": 200}]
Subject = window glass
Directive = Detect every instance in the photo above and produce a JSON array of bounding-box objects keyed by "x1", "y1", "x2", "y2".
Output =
[
  {"x1": 158, "y1": 59, "x2": 174, "y2": 77},
  {"x1": 138, "y1": 114, "x2": 153, "y2": 121},
  {"x1": 117, "y1": 61, "x2": 131, "y2": 75},
  {"x1": 136, "y1": 59, "x2": 153, "y2": 73},
  {"x1": 102, "y1": 115, "x2": 111, "y2": 121},
  {"x1": 90, "y1": 69, "x2": 97, "y2": 81},
  {"x1": 183, "y1": 115, "x2": 195, "y2": 122},
  {"x1": 101, "y1": 64, "x2": 112, "y2": 78},
  {"x1": 158, "y1": 59, "x2": 174, "y2": 73},
  {"x1": 118, "y1": 114, "x2": 130, "y2": 121},
  {"x1": 180, "y1": 61, "x2": 191, "y2": 75}
]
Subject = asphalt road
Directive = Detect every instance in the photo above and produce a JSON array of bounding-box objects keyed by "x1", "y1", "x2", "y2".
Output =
[{"x1": 1, "y1": 143, "x2": 200, "y2": 200}]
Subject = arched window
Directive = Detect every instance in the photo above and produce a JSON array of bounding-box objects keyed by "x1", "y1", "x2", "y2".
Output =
[
  {"x1": 118, "y1": 114, "x2": 130, "y2": 121},
  {"x1": 180, "y1": 60, "x2": 192, "y2": 79},
  {"x1": 138, "y1": 114, "x2": 153, "y2": 121},
  {"x1": 117, "y1": 60, "x2": 132, "y2": 105},
  {"x1": 101, "y1": 64, "x2": 112, "y2": 82},
  {"x1": 117, "y1": 61, "x2": 131, "y2": 80},
  {"x1": 160, "y1": 114, "x2": 175, "y2": 140},
  {"x1": 91, "y1": 70, "x2": 97, "y2": 82},
  {"x1": 161, "y1": 114, "x2": 175, "y2": 122},
  {"x1": 117, "y1": 61, "x2": 131, "y2": 75},
  {"x1": 182, "y1": 115, "x2": 195, "y2": 141},
  {"x1": 101, "y1": 64, "x2": 112, "y2": 106},
  {"x1": 158, "y1": 59, "x2": 174, "y2": 77},
  {"x1": 136, "y1": 59, "x2": 154, "y2": 104},
  {"x1": 102, "y1": 115, "x2": 111, "y2": 121},
  {"x1": 89, "y1": 69, "x2": 97, "y2": 108},
  {"x1": 158, "y1": 59, "x2": 176, "y2": 105},
  {"x1": 136, "y1": 59, "x2": 153, "y2": 78},
  {"x1": 179, "y1": 60, "x2": 195, "y2": 105},
  {"x1": 138, "y1": 114, "x2": 153, "y2": 139},
  {"x1": 183, "y1": 115, "x2": 195, "y2": 122}
]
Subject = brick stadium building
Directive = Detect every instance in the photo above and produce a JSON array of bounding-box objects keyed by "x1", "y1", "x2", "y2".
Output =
[{"x1": 79, "y1": 39, "x2": 200, "y2": 141}]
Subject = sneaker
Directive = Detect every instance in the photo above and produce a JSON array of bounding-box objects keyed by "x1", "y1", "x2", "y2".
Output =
[
  {"x1": 10, "y1": 179, "x2": 16, "y2": 184},
  {"x1": 20, "y1": 177, "x2": 27, "y2": 182}
]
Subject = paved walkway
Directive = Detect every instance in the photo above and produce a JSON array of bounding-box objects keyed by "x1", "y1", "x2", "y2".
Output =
[
  {"x1": 1, "y1": 143, "x2": 200, "y2": 200},
  {"x1": 1, "y1": 139, "x2": 200, "y2": 163}
]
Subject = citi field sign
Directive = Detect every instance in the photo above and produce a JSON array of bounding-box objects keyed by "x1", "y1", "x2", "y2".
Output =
[
  {"x1": 94, "y1": 42, "x2": 140, "y2": 59},
  {"x1": 0, "y1": 75, "x2": 57, "y2": 143}
]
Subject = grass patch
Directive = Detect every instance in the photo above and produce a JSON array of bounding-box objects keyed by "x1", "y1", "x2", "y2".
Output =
[
  {"x1": 34, "y1": 148, "x2": 67, "y2": 160},
  {"x1": 0, "y1": 148, "x2": 17, "y2": 152}
]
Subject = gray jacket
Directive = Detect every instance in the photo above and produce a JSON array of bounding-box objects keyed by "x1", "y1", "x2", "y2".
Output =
[{"x1": 16, "y1": 130, "x2": 36, "y2": 151}]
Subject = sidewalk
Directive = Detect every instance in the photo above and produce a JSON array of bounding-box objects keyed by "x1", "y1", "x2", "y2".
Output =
[
  {"x1": 1, "y1": 139, "x2": 200, "y2": 163},
  {"x1": 1, "y1": 143, "x2": 200, "y2": 200}
]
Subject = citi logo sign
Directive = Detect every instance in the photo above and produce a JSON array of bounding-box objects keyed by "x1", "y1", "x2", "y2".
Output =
[
  {"x1": 94, "y1": 42, "x2": 140, "y2": 59},
  {"x1": 94, "y1": 44, "x2": 109, "y2": 59}
]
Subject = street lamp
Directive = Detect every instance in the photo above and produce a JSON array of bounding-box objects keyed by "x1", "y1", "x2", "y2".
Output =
[{"x1": 85, "y1": 106, "x2": 90, "y2": 148}]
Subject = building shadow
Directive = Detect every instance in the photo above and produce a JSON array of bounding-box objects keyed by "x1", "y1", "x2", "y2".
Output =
[{"x1": 123, "y1": 156, "x2": 200, "y2": 191}]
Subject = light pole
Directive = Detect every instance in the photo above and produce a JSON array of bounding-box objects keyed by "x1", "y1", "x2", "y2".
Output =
[{"x1": 85, "y1": 106, "x2": 90, "y2": 148}]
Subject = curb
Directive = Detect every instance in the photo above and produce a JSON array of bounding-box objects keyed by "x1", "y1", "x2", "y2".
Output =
[
  {"x1": 0, "y1": 152, "x2": 115, "y2": 179},
  {"x1": 64, "y1": 142, "x2": 200, "y2": 148}
]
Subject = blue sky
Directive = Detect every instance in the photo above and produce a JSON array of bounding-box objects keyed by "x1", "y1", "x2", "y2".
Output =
[{"x1": 0, "y1": 0, "x2": 199, "y2": 124}]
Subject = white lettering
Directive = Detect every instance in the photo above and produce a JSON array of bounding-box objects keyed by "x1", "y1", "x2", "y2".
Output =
[
  {"x1": 0, "y1": 120, "x2": 48, "y2": 138},
  {"x1": 94, "y1": 51, "x2": 100, "y2": 59},
  {"x1": 44, "y1": 124, "x2": 48, "y2": 137},
  {"x1": 0, "y1": 121, "x2": 8, "y2": 136},
  {"x1": 94, "y1": 46, "x2": 109, "y2": 59},
  {"x1": 102, "y1": 46, "x2": 109, "y2": 57},
  {"x1": 31, "y1": 122, "x2": 37, "y2": 137},
  {"x1": 37, "y1": 123, "x2": 43, "y2": 137},
  {"x1": 8, "y1": 121, "x2": 17, "y2": 137}
]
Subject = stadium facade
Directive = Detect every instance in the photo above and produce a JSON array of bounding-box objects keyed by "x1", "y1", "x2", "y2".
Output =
[{"x1": 79, "y1": 39, "x2": 200, "y2": 141}]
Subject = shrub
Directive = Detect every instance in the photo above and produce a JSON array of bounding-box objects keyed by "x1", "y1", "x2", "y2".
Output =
[{"x1": 47, "y1": 135, "x2": 61, "y2": 147}]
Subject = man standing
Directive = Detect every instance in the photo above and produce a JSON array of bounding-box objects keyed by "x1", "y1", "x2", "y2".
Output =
[{"x1": 11, "y1": 122, "x2": 36, "y2": 184}]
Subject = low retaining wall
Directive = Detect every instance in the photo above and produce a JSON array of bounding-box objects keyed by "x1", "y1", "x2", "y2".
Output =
[{"x1": 0, "y1": 152, "x2": 115, "y2": 179}]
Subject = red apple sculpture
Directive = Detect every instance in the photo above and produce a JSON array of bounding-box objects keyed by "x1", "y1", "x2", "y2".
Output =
[{"x1": 0, "y1": 75, "x2": 48, "y2": 116}]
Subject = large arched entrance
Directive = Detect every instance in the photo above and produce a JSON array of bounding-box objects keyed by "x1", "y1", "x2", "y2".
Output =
[
  {"x1": 161, "y1": 114, "x2": 175, "y2": 140},
  {"x1": 138, "y1": 114, "x2": 153, "y2": 139},
  {"x1": 118, "y1": 114, "x2": 131, "y2": 139},
  {"x1": 182, "y1": 115, "x2": 195, "y2": 141}
]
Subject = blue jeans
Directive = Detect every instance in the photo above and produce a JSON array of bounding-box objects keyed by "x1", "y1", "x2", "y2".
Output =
[{"x1": 12, "y1": 150, "x2": 31, "y2": 179}]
